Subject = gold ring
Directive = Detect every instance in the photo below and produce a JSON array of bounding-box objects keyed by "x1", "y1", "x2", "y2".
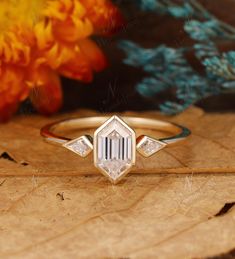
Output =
[{"x1": 41, "y1": 115, "x2": 191, "y2": 184}]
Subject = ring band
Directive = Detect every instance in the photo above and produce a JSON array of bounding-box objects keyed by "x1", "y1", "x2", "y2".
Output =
[{"x1": 41, "y1": 115, "x2": 191, "y2": 183}]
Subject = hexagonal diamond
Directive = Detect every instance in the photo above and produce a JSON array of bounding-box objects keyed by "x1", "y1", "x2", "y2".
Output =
[
  {"x1": 94, "y1": 116, "x2": 136, "y2": 183},
  {"x1": 63, "y1": 136, "x2": 93, "y2": 157},
  {"x1": 137, "y1": 136, "x2": 166, "y2": 157}
]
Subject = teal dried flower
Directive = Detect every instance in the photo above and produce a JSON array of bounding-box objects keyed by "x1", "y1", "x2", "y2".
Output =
[
  {"x1": 119, "y1": 41, "x2": 219, "y2": 114},
  {"x1": 184, "y1": 20, "x2": 225, "y2": 41},
  {"x1": 119, "y1": 0, "x2": 235, "y2": 114}
]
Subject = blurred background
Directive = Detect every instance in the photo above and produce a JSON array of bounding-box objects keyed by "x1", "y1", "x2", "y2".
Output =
[{"x1": 20, "y1": 0, "x2": 235, "y2": 115}]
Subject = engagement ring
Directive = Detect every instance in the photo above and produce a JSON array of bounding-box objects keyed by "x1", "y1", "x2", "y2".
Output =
[{"x1": 41, "y1": 115, "x2": 191, "y2": 184}]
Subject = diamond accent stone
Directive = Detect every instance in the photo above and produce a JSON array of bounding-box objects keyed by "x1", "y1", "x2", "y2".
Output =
[
  {"x1": 94, "y1": 116, "x2": 136, "y2": 183},
  {"x1": 137, "y1": 136, "x2": 166, "y2": 157},
  {"x1": 63, "y1": 136, "x2": 93, "y2": 157}
]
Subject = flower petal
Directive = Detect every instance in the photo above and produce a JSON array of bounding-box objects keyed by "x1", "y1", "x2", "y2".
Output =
[
  {"x1": 78, "y1": 39, "x2": 108, "y2": 72},
  {"x1": 35, "y1": 20, "x2": 54, "y2": 50},
  {"x1": 42, "y1": 0, "x2": 93, "y2": 42},
  {"x1": 39, "y1": 42, "x2": 75, "y2": 69},
  {"x1": 0, "y1": 28, "x2": 33, "y2": 66},
  {"x1": 0, "y1": 66, "x2": 29, "y2": 122},
  {"x1": 29, "y1": 67, "x2": 62, "y2": 115},
  {"x1": 81, "y1": 0, "x2": 125, "y2": 35},
  {"x1": 53, "y1": 18, "x2": 93, "y2": 42},
  {"x1": 58, "y1": 47, "x2": 93, "y2": 83}
]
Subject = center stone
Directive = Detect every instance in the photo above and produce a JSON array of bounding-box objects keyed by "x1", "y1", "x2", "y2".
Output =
[{"x1": 94, "y1": 116, "x2": 136, "y2": 183}]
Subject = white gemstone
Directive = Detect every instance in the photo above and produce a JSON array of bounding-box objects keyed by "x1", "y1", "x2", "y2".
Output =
[
  {"x1": 137, "y1": 136, "x2": 166, "y2": 157},
  {"x1": 94, "y1": 116, "x2": 136, "y2": 183},
  {"x1": 63, "y1": 136, "x2": 93, "y2": 157}
]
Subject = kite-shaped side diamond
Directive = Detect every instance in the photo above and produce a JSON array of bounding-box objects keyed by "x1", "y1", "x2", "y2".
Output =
[
  {"x1": 63, "y1": 136, "x2": 93, "y2": 157},
  {"x1": 137, "y1": 136, "x2": 166, "y2": 157}
]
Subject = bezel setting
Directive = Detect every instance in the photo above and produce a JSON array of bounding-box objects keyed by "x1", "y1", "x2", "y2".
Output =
[
  {"x1": 63, "y1": 136, "x2": 93, "y2": 157},
  {"x1": 94, "y1": 116, "x2": 136, "y2": 184},
  {"x1": 137, "y1": 136, "x2": 166, "y2": 157}
]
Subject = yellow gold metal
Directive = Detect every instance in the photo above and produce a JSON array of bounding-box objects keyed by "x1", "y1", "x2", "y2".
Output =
[
  {"x1": 41, "y1": 116, "x2": 190, "y2": 145},
  {"x1": 41, "y1": 115, "x2": 191, "y2": 183}
]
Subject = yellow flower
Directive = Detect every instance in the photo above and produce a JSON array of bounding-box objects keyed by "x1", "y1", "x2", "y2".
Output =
[{"x1": 0, "y1": 0, "x2": 124, "y2": 122}]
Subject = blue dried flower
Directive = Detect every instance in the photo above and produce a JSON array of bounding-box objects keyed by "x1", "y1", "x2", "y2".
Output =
[
  {"x1": 168, "y1": 3, "x2": 194, "y2": 18},
  {"x1": 119, "y1": 0, "x2": 235, "y2": 114},
  {"x1": 184, "y1": 20, "x2": 224, "y2": 41}
]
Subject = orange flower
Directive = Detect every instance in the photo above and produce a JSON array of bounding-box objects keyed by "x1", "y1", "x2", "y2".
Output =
[{"x1": 0, "y1": 0, "x2": 124, "y2": 122}]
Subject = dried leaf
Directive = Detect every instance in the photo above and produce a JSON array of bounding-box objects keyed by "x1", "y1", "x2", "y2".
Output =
[
  {"x1": 0, "y1": 174, "x2": 235, "y2": 258},
  {"x1": 0, "y1": 107, "x2": 235, "y2": 257}
]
